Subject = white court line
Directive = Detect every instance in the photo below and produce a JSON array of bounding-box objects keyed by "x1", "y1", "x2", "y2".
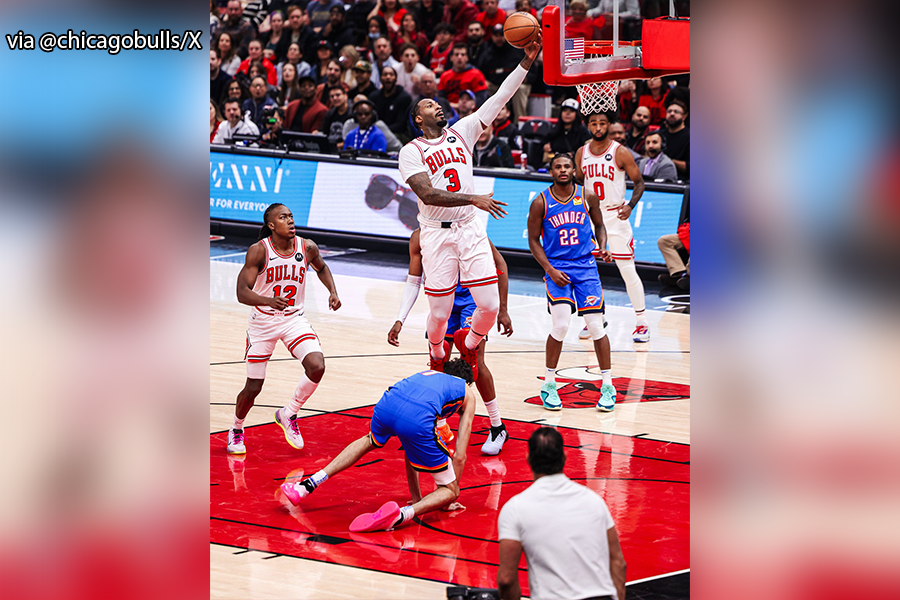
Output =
[
  {"x1": 626, "y1": 568, "x2": 690, "y2": 586},
  {"x1": 210, "y1": 252, "x2": 248, "y2": 260}
]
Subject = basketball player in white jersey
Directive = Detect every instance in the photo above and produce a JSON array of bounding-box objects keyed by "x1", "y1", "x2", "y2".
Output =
[
  {"x1": 399, "y1": 34, "x2": 541, "y2": 375},
  {"x1": 574, "y1": 111, "x2": 650, "y2": 342},
  {"x1": 226, "y1": 203, "x2": 341, "y2": 454}
]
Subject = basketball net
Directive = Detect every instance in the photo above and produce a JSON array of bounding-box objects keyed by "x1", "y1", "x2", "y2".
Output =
[{"x1": 576, "y1": 80, "x2": 619, "y2": 115}]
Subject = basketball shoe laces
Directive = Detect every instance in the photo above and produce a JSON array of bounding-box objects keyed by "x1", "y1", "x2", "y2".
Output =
[
  {"x1": 288, "y1": 414, "x2": 301, "y2": 435},
  {"x1": 232, "y1": 429, "x2": 245, "y2": 445}
]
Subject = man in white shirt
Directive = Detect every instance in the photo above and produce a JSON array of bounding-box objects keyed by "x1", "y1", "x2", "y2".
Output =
[
  {"x1": 213, "y1": 97, "x2": 260, "y2": 144},
  {"x1": 497, "y1": 427, "x2": 627, "y2": 600}
]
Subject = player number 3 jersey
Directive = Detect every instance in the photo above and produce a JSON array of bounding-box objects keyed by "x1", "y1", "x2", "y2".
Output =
[{"x1": 253, "y1": 236, "x2": 308, "y2": 316}]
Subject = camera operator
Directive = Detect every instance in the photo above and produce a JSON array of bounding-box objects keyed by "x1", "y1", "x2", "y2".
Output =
[{"x1": 259, "y1": 106, "x2": 286, "y2": 148}]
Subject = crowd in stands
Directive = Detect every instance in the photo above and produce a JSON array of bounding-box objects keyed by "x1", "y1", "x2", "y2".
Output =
[{"x1": 210, "y1": 0, "x2": 689, "y2": 180}]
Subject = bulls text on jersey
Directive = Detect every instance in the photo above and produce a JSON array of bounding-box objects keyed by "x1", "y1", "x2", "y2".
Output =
[
  {"x1": 424, "y1": 146, "x2": 468, "y2": 174},
  {"x1": 265, "y1": 263, "x2": 306, "y2": 285},
  {"x1": 582, "y1": 162, "x2": 616, "y2": 181}
]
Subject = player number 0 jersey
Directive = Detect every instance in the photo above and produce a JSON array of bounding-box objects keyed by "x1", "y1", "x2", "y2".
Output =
[{"x1": 580, "y1": 140, "x2": 627, "y2": 216}]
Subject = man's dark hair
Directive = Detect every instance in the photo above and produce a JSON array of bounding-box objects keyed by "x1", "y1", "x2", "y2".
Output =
[
  {"x1": 527, "y1": 427, "x2": 566, "y2": 476},
  {"x1": 327, "y1": 84, "x2": 347, "y2": 95},
  {"x1": 443, "y1": 358, "x2": 474, "y2": 385},
  {"x1": 550, "y1": 152, "x2": 574, "y2": 168},
  {"x1": 222, "y1": 97, "x2": 241, "y2": 110},
  {"x1": 435, "y1": 23, "x2": 456, "y2": 36},
  {"x1": 410, "y1": 99, "x2": 426, "y2": 128},
  {"x1": 452, "y1": 43, "x2": 468, "y2": 55},
  {"x1": 212, "y1": 47, "x2": 222, "y2": 59},
  {"x1": 587, "y1": 110, "x2": 618, "y2": 124},
  {"x1": 258, "y1": 203, "x2": 286, "y2": 240},
  {"x1": 399, "y1": 42, "x2": 419, "y2": 56}
]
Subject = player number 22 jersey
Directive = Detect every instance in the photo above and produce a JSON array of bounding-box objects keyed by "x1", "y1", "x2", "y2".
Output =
[{"x1": 541, "y1": 185, "x2": 597, "y2": 262}]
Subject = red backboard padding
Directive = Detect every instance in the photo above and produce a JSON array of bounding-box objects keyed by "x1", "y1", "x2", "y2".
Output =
[{"x1": 641, "y1": 17, "x2": 690, "y2": 72}]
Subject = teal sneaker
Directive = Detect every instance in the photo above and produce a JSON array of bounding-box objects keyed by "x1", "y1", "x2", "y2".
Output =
[
  {"x1": 540, "y1": 381, "x2": 562, "y2": 410},
  {"x1": 597, "y1": 383, "x2": 617, "y2": 412}
]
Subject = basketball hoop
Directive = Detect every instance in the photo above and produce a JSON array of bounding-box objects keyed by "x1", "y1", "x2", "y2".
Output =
[{"x1": 576, "y1": 80, "x2": 619, "y2": 115}]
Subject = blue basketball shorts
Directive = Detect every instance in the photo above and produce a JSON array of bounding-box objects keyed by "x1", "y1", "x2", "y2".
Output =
[
  {"x1": 544, "y1": 256, "x2": 605, "y2": 316},
  {"x1": 368, "y1": 389, "x2": 453, "y2": 476}
]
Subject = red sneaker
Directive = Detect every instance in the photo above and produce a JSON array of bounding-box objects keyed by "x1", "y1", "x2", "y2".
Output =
[
  {"x1": 429, "y1": 340, "x2": 451, "y2": 372},
  {"x1": 452, "y1": 329, "x2": 479, "y2": 380}
]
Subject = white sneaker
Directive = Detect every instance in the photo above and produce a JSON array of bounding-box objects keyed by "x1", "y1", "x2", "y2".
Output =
[
  {"x1": 275, "y1": 408, "x2": 305, "y2": 450},
  {"x1": 481, "y1": 424, "x2": 508, "y2": 455},
  {"x1": 227, "y1": 428, "x2": 246, "y2": 454},
  {"x1": 633, "y1": 324, "x2": 650, "y2": 342},
  {"x1": 578, "y1": 325, "x2": 590, "y2": 340}
]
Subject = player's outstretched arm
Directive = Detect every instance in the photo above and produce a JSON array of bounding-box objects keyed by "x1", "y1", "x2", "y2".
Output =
[
  {"x1": 586, "y1": 189, "x2": 612, "y2": 263},
  {"x1": 389, "y1": 230, "x2": 424, "y2": 346},
  {"x1": 452, "y1": 386, "x2": 477, "y2": 479},
  {"x1": 617, "y1": 145, "x2": 644, "y2": 220},
  {"x1": 527, "y1": 195, "x2": 571, "y2": 286},
  {"x1": 490, "y1": 241, "x2": 513, "y2": 336},
  {"x1": 236, "y1": 242, "x2": 290, "y2": 310},
  {"x1": 471, "y1": 34, "x2": 542, "y2": 130},
  {"x1": 306, "y1": 239, "x2": 342, "y2": 311},
  {"x1": 407, "y1": 172, "x2": 508, "y2": 219}
]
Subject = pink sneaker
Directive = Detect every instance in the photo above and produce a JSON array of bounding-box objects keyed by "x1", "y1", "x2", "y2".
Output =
[
  {"x1": 349, "y1": 501, "x2": 402, "y2": 533},
  {"x1": 280, "y1": 479, "x2": 314, "y2": 506}
]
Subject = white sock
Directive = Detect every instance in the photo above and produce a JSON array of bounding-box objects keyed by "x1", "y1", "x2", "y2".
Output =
[
  {"x1": 635, "y1": 309, "x2": 647, "y2": 326},
  {"x1": 601, "y1": 369, "x2": 612, "y2": 387},
  {"x1": 310, "y1": 470, "x2": 329, "y2": 487},
  {"x1": 437, "y1": 418, "x2": 447, "y2": 428},
  {"x1": 430, "y1": 340, "x2": 446, "y2": 360},
  {"x1": 483, "y1": 399, "x2": 502, "y2": 427},
  {"x1": 465, "y1": 328, "x2": 487, "y2": 351},
  {"x1": 287, "y1": 374, "x2": 318, "y2": 415},
  {"x1": 545, "y1": 368, "x2": 556, "y2": 385},
  {"x1": 396, "y1": 504, "x2": 415, "y2": 527},
  {"x1": 233, "y1": 416, "x2": 245, "y2": 430}
]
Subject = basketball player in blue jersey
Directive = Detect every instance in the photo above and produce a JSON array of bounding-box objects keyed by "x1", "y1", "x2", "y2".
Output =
[
  {"x1": 280, "y1": 360, "x2": 477, "y2": 533},
  {"x1": 387, "y1": 228, "x2": 512, "y2": 455},
  {"x1": 527, "y1": 154, "x2": 618, "y2": 411}
]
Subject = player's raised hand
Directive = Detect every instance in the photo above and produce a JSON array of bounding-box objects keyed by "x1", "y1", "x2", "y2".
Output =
[
  {"x1": 523, "y1": 34, "x2": 542, "y2": 61},
  {"x1": 547, "y1": 267, "x2": 571, "y2": 287},
  {"x1": 472, "y1": 192, "x2": 508, "y2": 219},
  {"x1": 497, "y1": 310, "x2": 513, "y2": 336},
  {"x1": 268, "y1": 295, "x2": 290, "y2": 310},
  {"x1": 388, "y1": 321, "x2": 403, "y2": 346},
  {"x1": 617, "y1": 204, "x2": 632, "y2": 220},
  {"x1": 328, "y1": 292, "x2": 341, "y2": 311}
]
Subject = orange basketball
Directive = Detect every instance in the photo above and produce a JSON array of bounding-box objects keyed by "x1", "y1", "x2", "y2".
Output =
[{"x1": 503, "y1": 12, "x2": 540, "y2": 48}]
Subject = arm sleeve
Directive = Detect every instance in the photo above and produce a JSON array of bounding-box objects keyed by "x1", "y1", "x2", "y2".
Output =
[
  {"x1": 396, "y1": 275, "x2": 422, "y2": 323},
  {"x1": 398, "y1": 143, "x2": 427, "y2": 182},
  {"x1": 457, "y1": 65, "x2": 529, "y2": 148}
]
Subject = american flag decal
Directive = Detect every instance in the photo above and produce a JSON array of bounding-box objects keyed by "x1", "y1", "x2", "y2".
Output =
[{"x1": 565, "y1": 38, "x2": 584, "y2": 61}]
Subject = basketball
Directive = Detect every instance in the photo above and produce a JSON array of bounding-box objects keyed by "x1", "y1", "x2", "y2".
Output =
[{"x1": 504, "y1": 12, "x2": 540, "y2": 48}]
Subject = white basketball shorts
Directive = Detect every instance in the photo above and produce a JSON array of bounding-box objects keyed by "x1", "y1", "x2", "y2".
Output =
[
  {"x1": 244, "y1": 310, "x2": 321, "y2": 379},
  {"x1": 420, "y1": 216, "x2": 498, "y2": 297}
]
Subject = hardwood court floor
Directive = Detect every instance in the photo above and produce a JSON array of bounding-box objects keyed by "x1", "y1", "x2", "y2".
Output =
[{"x1": 210, "y1": 242, "x2": 690, "y2": 599}]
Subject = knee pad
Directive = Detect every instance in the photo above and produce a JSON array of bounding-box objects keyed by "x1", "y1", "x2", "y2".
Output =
[
  {"x1": 583, "y1": 312, "x2": 607, "y2": 340},
  {"x1": 549, "y1": 303, "x2": 571, "y2": 341}
]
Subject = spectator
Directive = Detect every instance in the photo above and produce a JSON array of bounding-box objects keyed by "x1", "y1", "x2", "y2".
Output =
[
  {"x1": 565, "y1": 0, "x2": 598, "y2": 40},
  {"x1": 657, "y1": 225, "x2": 690, "y2": 290},
  {"x1": 492, "y1": 102, "x2": 522, "y2": 150},
  {"x1": 660, "y1": 98, "x2": 689, "y2": 179},
  {"x1": 416, "y1": 0, "x2": 446, "y2": 43},
  {"x1": 543, "y1": 98, "x2": 591, "y2": 161},
  {"x1": 637, "y1": 76, "x2": 667, "y2": 125},
  {"x1": 259, "y1": 106, "x2": 286, "y2": 148},
  {"x1": 392, "y1": 12, "x2": 429, "y2": 60},
  {"x1": 259, "y1": 10, "x2": 285, "y2": 63},
  {"x1": 444, "y1": 0, "x2": 480, "y2": 44},
  {"x1": 515, "y1": 0, "x2": 538, "y2": 19},
  {"x1": 279, "y1": 42, "x2": 314, "y2": 83},
  {"x1": 285, "y1": 75, "x2": 329, "y2": 133},
  {"x1": 246, "y1": 61, "x2": 279, "y2": 99},
  {"x1": 210, "y1": 0, "x2": 221, "y2": 37},
  {"x1": 369, "y1": 0, "x2": 407, "y2": 36},
  {"x1": 219, "y1": 0, "x2": 256, "y2": 59},
  {"x1": 322, "y1": 5, "x2": 358, "y2": 50},
  {"x1": 364, "y1": 16, "x2": 390, "y2": 57},
  {"x1": 636, "y1": 130, "x2": 677, "y2": 181},
  {"x1": 210, "y1": 48, "x2": 234, "y2": 102},
  {"x1": 609, "y1": 122, "x2": 641, "y2": 161},
  {"x1": 496, "y1": 427, "x2": 627, "y2": 600},
  {"x1": 348, "y1": 60, "x2": 379, "y2": 98},
  {"x1": 370, "y1": 66, "x2": 413, "y2": 137},
  {"x1": 213, "y1": 97, "x2": 260, "y2": 143},
  {"x1": 413, "y1": 69, "x2": 456, "y2": 124},
  {"x1": 238, "y1": 40, "x2": 277, "y2": 85},
  {"x1": 396, "y1": 44, "x2": 430, "y2": 97},
  {"x1": 424, "y1": 23, "x2": 456, "y2": 77},
  {"x1": 625, "y1": 105, "x2": 652, "y2": 154},
  {"x1": 473, "y1": 123, "x2": 514, "y2": 167},
  {"x1": 319, "y1": 85, "x2": 355, "y2": 148},
  {"x1": 466, "y1": 21, "x2": 488, "y2": 66},
  {"x1": 476, "y1": 0, "x2": 507, "y2": 39},
  {"x1": 315, "y1": 59, "x2": 350, "y2": 106},
  {"x1": 243, "y1": 76, "x2": 278, "y2": 131},
  {"x1": 221, "y1": 78, "x2": 248, "y2": 108},
  {"x1": 448, "y1": 88, "x2": 477, "y2": 125},
  {"x1": 438, "y1": 44, "x2": 488, "y2": 106},
  {"x1": 344, "y1": 98, "x2": 388, "y2": 152},
  {"x1": 210, "y1": 99, "x2": 224, "y2": 143},
  {"x1": 277, "y1": 62, "x2": 303, "y2": 107},
  {"x1": 338, "y1": 45, "x2": 362, "y2": 87},
  {"x1": 276, "y1": 6, "x2": 317, "y2": 68},
  {"x1": 368, "y1": 36, "x2": 402, "y2": 88},
  {"x1": 306, "y1": 0, "x2": 343, "y2": 33},
  {"x1": 216, "y1": 31, "x2": 242, "y2": 76},
  {"x1": 477, "y1": 23, "x2": 528, "y2": 122},
  {"x1": 347, "y1": 0, "x2": 378, "y2": 38},
  {"x1": 241, "y1": 0, "x2": 277, "y2": 30},
  {"x1": 343, "y1": 95, "x2": 403, "y2": 152},
  {"x1": 616, "y1": 79, "x2": 637, "y2": 123},
  {"x1": 313, "y1": 40, "x2": 336, "y2": 83}
]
